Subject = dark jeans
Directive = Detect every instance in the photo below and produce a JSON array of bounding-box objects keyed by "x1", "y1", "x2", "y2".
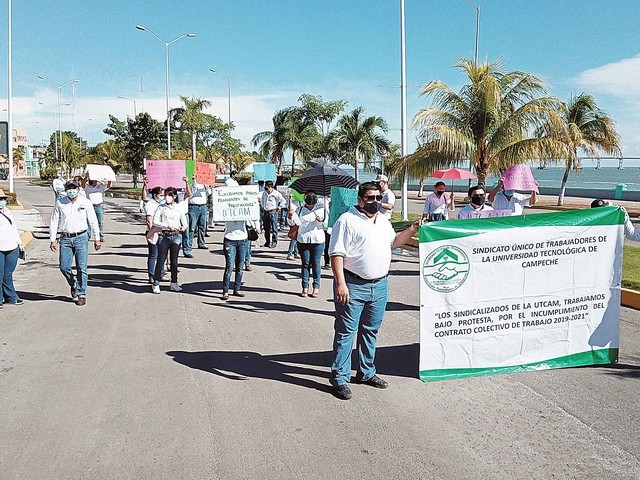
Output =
[
  {"x1": 262, "y1": 210, "x2": 279, "y2": 246},
  {"x1": 146, "y1": 236, "x2": 165, "y2": 278},
  {"x1": 186, "y1": 204, "x2": 207, "y2": 253},
  {"x1": 154, "y1": 234, "x2": 181, "y2": 285},
  {"x1": 223, "y1": 238, "x2": 248, "y2": 293},
  {"x1": 298, "y1": 242, "x2": 324, "y2": 289},
  {"x1": 0, "y1": 246, "x2": 20, "y2": 304}
]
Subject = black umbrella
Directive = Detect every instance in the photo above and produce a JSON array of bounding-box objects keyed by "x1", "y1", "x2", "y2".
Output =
[{"x1": 289, "y1": 163, "x2": 358, "y2": 197}]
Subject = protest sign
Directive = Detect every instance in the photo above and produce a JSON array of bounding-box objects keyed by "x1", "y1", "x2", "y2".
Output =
[
  {"x1": 501, "y1": 164, "x2": 539, "y2": 192},
  {"x1": 419, "y1": 206, "x2": 624, "y2": 382},
  {"x1": 457, "y1": 209, "x2": 511, "y2": 219},
  {"x1": 185, "y1": 160, "x2": 195, "y2": 182},
  {"x1": 145, "y1": 159, "x2": 186, "y2": 188},
  {"x1": 277, "y1": 186, "x2": 291, "y2": 197},
  {"x1": 289, "y1": 178, "x2": 305, "y2": 202},
  {"x1": 85, "y1": 164, "x2": 116, "y2": 182},
  {"x1": 211, "y1": 185, "x2": 260, "y2": 221},
  {"x1": 328, "y1": 186, "x2": 358, "y2": 227},
  {"x1": 253, "y1": 163, "x2": 276, "y2": 181},
  {"x1": 195, "y1": 161, "x2": 216, "y2": 185}
]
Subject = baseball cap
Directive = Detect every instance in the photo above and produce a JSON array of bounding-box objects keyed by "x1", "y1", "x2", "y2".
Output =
[
  {"x1": 376, "y1": 174, "x2": 389, "y2": 183},
  {"x1": 65, "y1": 180, "x2": 79, "y2": 189},
  {"x1": 590, "y1": 198, "x2": 609, "y2": 208}
]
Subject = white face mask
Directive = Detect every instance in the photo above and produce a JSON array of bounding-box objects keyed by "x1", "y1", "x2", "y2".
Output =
[{"x1": 165, "y1": 195, "x2": 174, "y2": 204}]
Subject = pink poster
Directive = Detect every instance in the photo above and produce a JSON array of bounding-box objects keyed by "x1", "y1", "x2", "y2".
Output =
[
  {"x1": 502, "y1": 164, "x2": 539, "y2": 193},
  {"x1": 145, "y1": 159, "x2": 186, "y2": 188}
]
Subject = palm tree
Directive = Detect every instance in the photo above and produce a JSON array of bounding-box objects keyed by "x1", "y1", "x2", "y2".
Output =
[
  {"x1": 412, "y1": 58, "x2": 566, "y2": 186},
  {"x1": 542, "y1": 93, "x2": 621, "y2": 205},
  {"x1": 171, "y1": 96, "x2": 212, "y2": 160},
  {"x1": 327, "y1": 106, "x2": 391, "y2": 182},
  {"x1": 252, "y1": 109, "x2": 290, "y2": 174}
]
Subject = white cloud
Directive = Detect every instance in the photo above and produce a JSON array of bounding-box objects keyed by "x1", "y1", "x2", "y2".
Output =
[{"x1": 574, "y1": 54, "x2": 640, "y2": 97}]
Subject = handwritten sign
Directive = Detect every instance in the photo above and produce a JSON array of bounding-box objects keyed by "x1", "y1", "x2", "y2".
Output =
[
  {"x1": 328, "y1": 186, "x2": 358, "y2": 227},
  {"x1": 211, "y1": 185, "x2": 260, "y2": 221},
  {"x1": 145, "y1": 159, "x2": 186, "y2": 188},
  {"x1": 458, "y1": 209, "x2": 512, "y2": 219},
  {"x1": 195, "y1": 162, "x2": 217, "y2": 185},
  {"x1": 253, "y1": 163, "x2": 276, "y2": 181},
  {"x1": 502, "y1": 164, "x2": 539, "y2": 193},
  {"x1": 85, "y1": 164, "x2": 116, "y2": 182}
]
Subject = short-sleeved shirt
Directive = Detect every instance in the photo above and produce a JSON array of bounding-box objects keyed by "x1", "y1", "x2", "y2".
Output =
[
  {"x1": 422, "y1": 192, "x2": 452, "y2": 219},
  {"x1": 84, "y1": 182, "x2": 108, "y2": 205},
  {"x1": 491, "y1": 191, "x2": 530, "y2": 215},
  {"x1": 329, "y1": 207, "x2": 396, "y2": 280},
  {"x1": 457, "y1": 204, "x2": 494, "y2": 219},
  {"x1": 379, "y1": 189, "x2": 396, "y2": 219}
]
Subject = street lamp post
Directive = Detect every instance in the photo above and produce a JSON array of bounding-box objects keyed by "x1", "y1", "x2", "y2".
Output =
[
  {"x1": 38, "y1": 101, "x2": 70, "y2": 166},
  {"x1": 37, "y1": 75, "x2": 78, "y2": 164},
  {"x1": 465, "y1": 0, "x2": 480, "y2": 64},
  {"x1": 117, "y1": 95, "x2": 137, "y2": 117},
  {"x1": 135, "y1": 24, "x2": 196, "y2": 160},
  {"x1": 208, "y1": 68, "x2": 231, "y2": 125}
]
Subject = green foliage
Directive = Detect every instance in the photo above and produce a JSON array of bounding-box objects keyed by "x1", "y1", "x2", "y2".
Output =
[{"x1": 623, "y1": 245, "x2": 640, "y2": 291}]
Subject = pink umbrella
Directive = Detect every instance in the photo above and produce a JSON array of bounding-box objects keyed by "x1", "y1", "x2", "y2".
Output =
[{"x1": 430, "y1": 168, "x2": 477, "y2": 190}]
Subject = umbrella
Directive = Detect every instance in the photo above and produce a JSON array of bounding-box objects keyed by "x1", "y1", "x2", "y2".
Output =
[
  {"x1": 289, "y1": 163, "x2": 358, "y2": 197},
  {"x1": 430, "y1": 168, "x2": 477, "y2": 190}
]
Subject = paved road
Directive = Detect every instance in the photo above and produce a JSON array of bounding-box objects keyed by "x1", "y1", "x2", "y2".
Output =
[{"x1": 1, "y1": 179, "x2": 640, "y2": 479}]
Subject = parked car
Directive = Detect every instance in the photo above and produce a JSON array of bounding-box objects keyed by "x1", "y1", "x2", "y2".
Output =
[{"x1": 0, "y1": 172, "x2": 7, "y2": 180}]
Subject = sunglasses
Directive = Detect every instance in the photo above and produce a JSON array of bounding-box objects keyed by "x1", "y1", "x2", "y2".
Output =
[{"x1": 361, "y1": 195, "x2": 383, "y2": 202}]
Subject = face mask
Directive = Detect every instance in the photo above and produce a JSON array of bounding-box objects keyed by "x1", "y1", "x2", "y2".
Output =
[
  {"x1": 362, "y1": 201, "x2": 379, "y2": 215},
  {"x1": 0, "y1": 200, "x2": 6, "y2": 209},
  {"x1": 304, "y1": 195, "x2": 317, "y2": 205},
  {"x1": 165, "y1": 195, "x2": 174, "y2": 204},
  {"x1": 504, "y1": 189, "x2": 515, "y2": 197},
  {"x1": 435, "y1": 190, "x2": 445, "y2": 197},
  {"x1": 66, "y1": 189, "x2": 79, "y2": 199},
  {"x1": 471, "y1": 195, "x2": 485, "y2": 206}
]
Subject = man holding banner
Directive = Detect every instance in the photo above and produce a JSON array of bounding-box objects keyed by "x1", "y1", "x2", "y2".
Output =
[{"x1": 328, "y1": 181, "x2": 419, "y2": 400}]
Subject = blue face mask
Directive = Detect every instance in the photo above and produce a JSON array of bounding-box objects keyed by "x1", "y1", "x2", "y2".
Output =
[
  {"x1": 504, "y1": 189, "x2": 515, "y2": 197},
  {"x1": 0, "y1": 200, "x2": 6, "y2": 208},
  {"x1": 66, "y1": 189, "x2": 79, "y2": 199}
]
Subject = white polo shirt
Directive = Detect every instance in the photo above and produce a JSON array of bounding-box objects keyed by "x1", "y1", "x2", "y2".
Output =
[
  {"x1": 84, "y1": 182, "x2": 108, "y2": 205},
  {"x1": 329, "y1": 206, "x2": 396, "y2": 280},
  {"x1": 491, "y1": 191, "x2": 531, "y2": 215}
]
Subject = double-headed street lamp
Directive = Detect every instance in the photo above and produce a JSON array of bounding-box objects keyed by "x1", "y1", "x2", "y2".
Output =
[
  {"x1": 117, "y1": 95, "x2": 137, "y2": 117},
  {"x1": 37, "y1": 75, "x2": 78, "y2": 163},
  {"x1": 38, "y1": 101, "x2": 70, "y2": 164},
  {"x1": 209, "y1": 68, "x2": 231, "y2": 126},
  {"x1": 135, "y1": 24, "x2": 196, "y2": 159}
]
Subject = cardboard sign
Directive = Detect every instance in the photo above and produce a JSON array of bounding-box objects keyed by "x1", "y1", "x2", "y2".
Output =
[
  {"x1": 419, "y1": 206, "x2": 624, "y2": 382},
  {"x1": 328, "y1": 186, "x2": 358, "y2": 227},
  {"x1": 457, "y1": 209, "x2": 512, "y2": 219},
  {"x1": 86, "y1": 164, "x2": 116, "y2": 182},
  {"x1": 502, "y1": 164, "x2": 539, "y2": 193},
  {"x1": 195, "y1": 162, "x2": 216, "y2": 185},
  {"x1": 145, "y1": 159, "x2": 186, "y2": 188},
  {"x1": 211, "y1": 185, "x2": 260, "y2": 221},
  {"x1": 253, "y1": 163, "x2": 276, "y2": 181}
]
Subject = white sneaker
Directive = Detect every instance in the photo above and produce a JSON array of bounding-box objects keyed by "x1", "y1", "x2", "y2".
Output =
[
  {"x1": 152, "y1": 285, "x2": 161, "y2": 294},
  {"x1": 170, "y1": 282, "x2": 182, "y2": 292}
]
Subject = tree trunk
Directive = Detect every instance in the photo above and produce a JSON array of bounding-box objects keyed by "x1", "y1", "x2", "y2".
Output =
[
  {"x1": 291, "y1": 151, "x2": 296, "y2": 178},
  {"x1": 557, "y1": 164, "x2": 570, "y2": 206},
  {"x1": 354, "y1": 148, "x2": 359, "y2": 182}
]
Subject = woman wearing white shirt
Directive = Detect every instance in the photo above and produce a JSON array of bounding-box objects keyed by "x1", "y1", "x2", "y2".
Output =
[
  {"x1": 221, "y1": 220, "x2": 249, "y2": 300},
  {"x1": 0, "y1": 189, "x2": 24, "y2": 306},
  {"x1": 151, "y1": 187, "x2": 188, "y2": 294},
  {"x1": 288, "y1": 190, "x2": 325, "y2": 297}
]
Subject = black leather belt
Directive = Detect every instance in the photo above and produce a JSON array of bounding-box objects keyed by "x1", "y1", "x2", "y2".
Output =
[
  {"x1": 344, "y1": 269, "x2": 387, "y2": 283},
  {"x1": 61, "y1": 230, "x2": 87, "y2": 237}
]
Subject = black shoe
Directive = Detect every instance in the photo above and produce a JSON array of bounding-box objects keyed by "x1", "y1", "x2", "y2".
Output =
[
  {"x1": 204, "y1": 233, "x2": 210, "y2": 237},
  {"x1": 221, "y1": 292, "x2": 229, "y2": 300},
  {"x1": 354, "y1": 374, "x2": 388, "y2": 389},
  {"x1": 232, "y1": 291, "x2": 245, "y2": 297},
  {"x1": 7, "y1": 299, "x2": 24, "y2": 305},
  {"x1": 263, "y1": 242, "x2": 270, "y2": 247},
  {"x1": 333, "y1": 384, "x2": 353, "y2": 400},
  {"x1": 197, "y1": 246, "x2": 208, "y2": 250},
  {"x1": 71, "y1": 287, "x2": 79, "y2": 302},
  {"x1": 184, "y1": 253, "x2": 194, "y2": 258}
]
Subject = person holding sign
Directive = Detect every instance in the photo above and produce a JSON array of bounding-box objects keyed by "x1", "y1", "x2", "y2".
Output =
[
  {"x1": 184, "y1": 178, "x2": 212, "y2": 256},
  {"x1": 457, "y1": 185, "x2": 494, "y2": 219},
  {"x1": 328, "y1": 181, "x2": 420, "y2": 400},
  {"x1": 591, "y1": 199, "x2": 640, "y2": 241},
  {"x1": 488, "y1": 177, "x2": 537, "y2": 215},
  {"x1": 82, "y1": 174, "x2": 111, "y2": 242},
  {"x1": 260, "y1": 181, "x2": 287, "y2": 248},
  {"x1": 421, "y1": 182, "x2": 455, "y2": 222},
  {"x1": 221, "y1": 220, "x2": 249, "y2": 300},
  {"x1": 151, "y1": 187, "x2": 188, "y2": 294},
  {"x1": 288, "y1": 190, "x2": 325, "y2": 297}
]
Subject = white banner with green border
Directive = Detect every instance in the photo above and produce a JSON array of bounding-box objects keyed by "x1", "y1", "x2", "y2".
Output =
[{"x1": 419, "y1": 206, "x2": 624, "y2": 382}]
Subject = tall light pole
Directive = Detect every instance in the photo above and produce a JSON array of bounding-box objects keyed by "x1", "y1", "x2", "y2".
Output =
[
  {"x1": 39, "y1": 101, "x2": 70, "y2": 166},
  {"x1": 465, "y1": 0, "x2": 480, "y2": 64},
  {"x1": 117, "y1": 95, "x2": 137, "y2": 117},
  {"x1": 37, "y1": 75, "x2": 78, "y2": 164},
  {"x1": 208, "y1": 68, "x2": 231, "y2": 125},
  {"x1": 7, "y1": 0, "x2": 13, "y2": 192},
  {"x1": 400, "y1": 0, "x2": 408, "y2": 221},
  {"x1": 135, "y1": 24, "x2": 196, "y2": 159}
]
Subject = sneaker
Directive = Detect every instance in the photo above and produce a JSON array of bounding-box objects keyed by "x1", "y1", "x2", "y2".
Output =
[
  {"x1": 152, "y1": 285, "x2": 161, "y2": 294},
  {"x1": 71, "y1": 287, "x2": 79, "y2": 301},
  {"x1": 333, "y1": 384, "x2": 353, "y2": 400},
  {"x1": 183, "y1": 253, "x2": 194, "y2": 258},
  {"x1": 286, "y1": 255, "x2": 295, "y2": 260},
  {"x1": 353, "y1": 374, "x2": 388, "y2": 389},
  {"x1": 232, "y1": 291, "x2": 245, "y2": 297},
  {"x1": 293, "y1": 254, "x2": 301, "y2": 259},
  {"x1": 7, "y1": 299, "x2": 24, "y2": 305},
  {"x1": 170, "y1": 282, "x2": 182, "y2": 292},
  {"x1": 221, "y1": 292, "x2": 229, "y2": 300},
  {"x1": 76, "y1": 297, "x2": 86, "y2": 306},
  {"x1": 244, "y1": 266, "x2": 252, "y2": 271}
]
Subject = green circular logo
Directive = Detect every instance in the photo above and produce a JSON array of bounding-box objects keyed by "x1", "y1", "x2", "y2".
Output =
[{"x1": 422, "y1": 245, "x2": 470, "y2": 293}]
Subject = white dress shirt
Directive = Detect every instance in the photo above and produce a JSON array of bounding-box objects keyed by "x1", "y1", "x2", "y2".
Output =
[
  {"x1": 152, "y1": 204, "x2": 188, "y2": 231},
  {"x1": 260, "y1": 189, "x2": 286, "y2": 211},
  {"x1": 49, "y1": 196, "x2": 100, "y2": 242}
]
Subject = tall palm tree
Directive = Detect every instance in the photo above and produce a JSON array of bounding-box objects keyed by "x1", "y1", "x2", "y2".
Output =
[
  {"x1": 412, "y1": 58, "x2": 566, "y2": 186},
  {"x1": 542, "y1": 93, "x2": 621, "y2": 206},
  {"x1": 252, "y1": 109, "x2": 290, "y2": 174},
  {"x1": 327, "y1": 106, "x2": 391, "y2": 182},
  {"x1": 171, "y1": 96, "x2": 212, "y2": 160}
]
